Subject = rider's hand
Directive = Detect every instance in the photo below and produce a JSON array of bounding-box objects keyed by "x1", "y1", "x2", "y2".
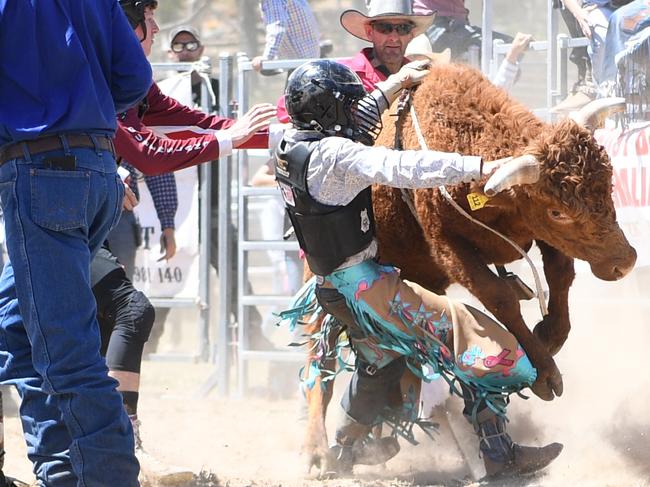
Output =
[
  {"x1": 226, "y1": 103, "x2": 277, "y2": 148},
  {"x1": 481, "y1": 156, "x2": 513, "y2": 177}
]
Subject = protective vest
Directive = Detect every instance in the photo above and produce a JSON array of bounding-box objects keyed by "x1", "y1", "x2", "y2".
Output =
[{"x1": 275, "y1": 139, "x2": 375, "y2": 276}]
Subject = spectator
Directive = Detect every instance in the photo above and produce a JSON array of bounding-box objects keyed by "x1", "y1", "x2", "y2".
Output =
[
  {"x1": 553, "y1": 0, "x2": 598, "y2": 112},
  {"x1": 251, "y1": 0, "x2": 320, "y2": 73},
  {"x1": 404, "y1": 31, "x2": 534, "y2": 93},
  {"x1": 600, "y1": 0, "x2": 650, "y2": 94},
  {"x1": 0, "y1": 1, "x2": 151, "y2": 485},
  {"x1": 551, "y1": 0, "x2": 624, "y2": 112},
  {"x1": 412, "y1": 0, "x2": 513, "y2": 62},
  {"x1": 107, "y1": 162, "x2": 178, "y2": 280},
  {"x1": 167, "y1": 25, "x2": 220, "y2": 111}
]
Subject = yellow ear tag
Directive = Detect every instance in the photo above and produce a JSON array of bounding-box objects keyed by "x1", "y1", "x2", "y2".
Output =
[{"x1": 467, "y1": 192, "x2": 490, "y2": 211}]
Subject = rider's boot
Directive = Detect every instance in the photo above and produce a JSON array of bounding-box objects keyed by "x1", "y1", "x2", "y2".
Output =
[
  {"x1": 328, "y1": 414, "x2": 400, "y2": 475},
  {"x1": 476, "y1": 410, "x2": 563, "y2": 481}
]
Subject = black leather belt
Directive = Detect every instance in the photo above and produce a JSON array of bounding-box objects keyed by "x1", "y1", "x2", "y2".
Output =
[{"x1": 0, "y1": 134, "x2": 115, "y2": 165}]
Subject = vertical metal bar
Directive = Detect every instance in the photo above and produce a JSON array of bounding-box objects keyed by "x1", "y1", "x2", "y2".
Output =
[
  {"x1": 547, "y1": 1, "x2": 559, "y2": 118},
  {"x1": 198, "y1": 58, "x2": 213, "y2": 363},
  {"x1": 481, "y1": 0, "x2": 493, "y2": 75},
  {"x1": 491, "y1": 38, "x2": 504, "y2": 81},
  {"x1": 558, "y1": 34, "x2": 569, "y2": 105},
  {"x1": 237, "y1": 53, "x2": 250, "y2": 398},
  {"x1": 216, "y1": 53, "x2": 234, "y2": 396}
]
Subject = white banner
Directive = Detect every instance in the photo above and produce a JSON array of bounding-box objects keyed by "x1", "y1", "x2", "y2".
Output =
[
  {"x1": 595, "y1": 122, "x2": 650, "y2": 266},
  {"x1": 131, "y1": 73, "x2": 201, "y2": 298}
]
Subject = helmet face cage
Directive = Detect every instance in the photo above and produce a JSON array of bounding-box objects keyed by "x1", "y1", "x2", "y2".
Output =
[{"x1": 285, "y1": 60, "x2": 382, "y2": 145}]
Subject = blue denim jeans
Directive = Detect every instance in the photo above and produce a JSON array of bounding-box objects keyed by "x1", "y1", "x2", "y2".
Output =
[
  {"x1": 601, "y1": 0, "x2": 650, "y2": 84},
  {"x1": 0, "y1": 142, "x2": 138, "y2": 486}
]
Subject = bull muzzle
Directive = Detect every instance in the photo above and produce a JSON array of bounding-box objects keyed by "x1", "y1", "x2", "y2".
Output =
[
  {"x1": 590, "y1": 237, "x2": 637, "y2": 281},
  {"x1": 484, "y1": 154, "x2": 541, "y2": 197}
]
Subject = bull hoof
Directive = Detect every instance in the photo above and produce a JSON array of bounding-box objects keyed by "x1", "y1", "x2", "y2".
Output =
[{"x1": 530, "y1": 357, "x2": 563, "y2": 401}]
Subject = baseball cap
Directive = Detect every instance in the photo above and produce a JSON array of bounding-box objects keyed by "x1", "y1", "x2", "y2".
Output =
[{"x1": 168, "y1": 25, "x2": 201, "y2": 47}]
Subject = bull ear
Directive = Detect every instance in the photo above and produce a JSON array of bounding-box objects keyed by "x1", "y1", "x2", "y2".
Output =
[
  {"x1": 484, "y1": 155, "x2": 541, "y2": 197},
  {"x1": 569, "y1": 97, "x2": 626, "y2": 131}
]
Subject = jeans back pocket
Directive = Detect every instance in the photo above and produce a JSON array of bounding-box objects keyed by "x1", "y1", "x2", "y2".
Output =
[{"x1": 30, "y1": 168, "x2": 90, "y2": 231}]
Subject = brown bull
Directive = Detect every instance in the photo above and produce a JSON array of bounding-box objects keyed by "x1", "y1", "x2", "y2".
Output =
[{"x1": 300, "y1": 63, "x2": 637, "y2": 473}]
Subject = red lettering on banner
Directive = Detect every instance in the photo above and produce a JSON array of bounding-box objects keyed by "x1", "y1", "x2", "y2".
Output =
[
  {"x1": 641, "y1": 167, "x2": 648, "y2": 206},
  {"x1": 613, "y1": 166, "x2": 650, "y2": 207},
  {"x1": 637, "y1": 131, "x2": 649, "y2": 156}
]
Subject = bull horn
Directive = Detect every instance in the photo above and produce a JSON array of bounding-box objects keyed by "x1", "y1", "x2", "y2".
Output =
[
  {"x1": 569, "y1": 97, "x2": 626, "y2": 130},
  {"x1": 484, "y1": 154, "x2": 541, "y2": 197}
]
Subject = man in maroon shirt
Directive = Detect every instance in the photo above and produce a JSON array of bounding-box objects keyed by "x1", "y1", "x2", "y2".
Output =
[{"x1": 114, "y1": 4, "x2": 280, "y2": 176}]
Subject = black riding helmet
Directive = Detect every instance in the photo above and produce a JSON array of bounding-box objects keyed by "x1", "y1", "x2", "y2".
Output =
[
  {"x1": 119, "y1": 0, "x2": 158, "y2": 40},
  {"x1": 285, "y1": 60, "x2": 382, "y2": 146}
]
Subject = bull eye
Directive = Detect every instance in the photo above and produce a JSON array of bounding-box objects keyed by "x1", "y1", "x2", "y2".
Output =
[{"x1": 547, "y1": 208, "x2": 572, "y2": 223}]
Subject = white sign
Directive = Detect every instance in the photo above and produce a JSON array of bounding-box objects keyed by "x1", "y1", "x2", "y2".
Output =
[
  {"x1": 132, "y1": 73, "x2": 202, "y2": 298},
  {"x1": 596, "y1": 123, "x2": 650, "y2": 266}
]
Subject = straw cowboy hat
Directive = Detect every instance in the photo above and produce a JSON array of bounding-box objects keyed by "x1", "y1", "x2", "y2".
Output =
[
  {"x1": 405, "y1": 34, "x2": 451, "y2": 64},
  {"x1": 340, "y1": 0, "x2": 436, "y2": 42}
]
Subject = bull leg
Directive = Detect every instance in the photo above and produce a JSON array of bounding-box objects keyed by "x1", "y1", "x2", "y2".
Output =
[
  {"x1": 533, "y1": 240, "x2": 575, "y2": 356},
  {"x1": 438, "y1": 244, "x2": 563, "y2": 401},
  {"x1": 301, "y1": 315, "x2": 337, "y2": 477}
]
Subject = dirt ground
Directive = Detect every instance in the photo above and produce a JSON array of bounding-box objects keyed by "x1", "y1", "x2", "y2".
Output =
[{"x1": 3, "y1": 265, "x2": 650, "y2": 487}]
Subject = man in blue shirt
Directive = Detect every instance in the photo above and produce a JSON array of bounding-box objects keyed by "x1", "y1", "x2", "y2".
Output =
[{"x1": 0, "y1": 1, "x2": 151, "y2": 486}]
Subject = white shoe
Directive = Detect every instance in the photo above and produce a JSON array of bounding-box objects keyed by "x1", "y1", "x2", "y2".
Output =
[{"x1": 131, "y1": 415, "x2": 194, "y2": 486}]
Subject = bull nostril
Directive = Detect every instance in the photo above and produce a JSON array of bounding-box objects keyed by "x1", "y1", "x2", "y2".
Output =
[{"x1": 612, "y1": 266, "x2": 623, "y2": 280}]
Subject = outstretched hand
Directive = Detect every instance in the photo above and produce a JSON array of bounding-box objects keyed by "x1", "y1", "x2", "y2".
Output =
[{"x1": 227, "y1": 103, "x2": 277, "y2": 148}]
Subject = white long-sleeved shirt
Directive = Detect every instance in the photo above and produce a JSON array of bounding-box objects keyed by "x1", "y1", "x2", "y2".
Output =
[
  {"x1": 281, "y1": 130, "x2": 482, "y2": 271},
  {"x1": 491, "y1": 59, "x2": 520, "y2": 93}
]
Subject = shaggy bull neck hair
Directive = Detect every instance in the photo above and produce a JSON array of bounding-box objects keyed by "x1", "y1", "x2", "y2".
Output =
[{"x1": 379, "y1": 64, "x2": 615, "y2": 222}]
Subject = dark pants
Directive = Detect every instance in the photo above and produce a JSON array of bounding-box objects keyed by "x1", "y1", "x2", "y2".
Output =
[
  {"x1": 92, "y1": 246, "x2": 155, "y2": 374},
  {"x1": 559, "y1": 5, "x2": 593, "y2": 88},
  {"x1": 425, "y1": 16, "x2": 513, "y2": 62}
]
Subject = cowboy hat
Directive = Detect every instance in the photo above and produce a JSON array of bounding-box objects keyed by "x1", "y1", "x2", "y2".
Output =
[
  {"x1": 340, "y1": 0, "x2": 435, "y2": 42},
  {"x1": 405, "y1": 34, "x2": 451, "y2": 64}
]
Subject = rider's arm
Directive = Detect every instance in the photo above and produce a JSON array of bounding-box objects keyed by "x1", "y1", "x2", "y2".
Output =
[{"x1": 307, "y1": 137, "x2": 481, "y2": 206}]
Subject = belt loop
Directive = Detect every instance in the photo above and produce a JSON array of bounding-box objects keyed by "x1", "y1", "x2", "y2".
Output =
[
  {"x1": 59, "y1": 134, "x2": 71, "y2": 156},
  {"x1": 20, "y1": 142, "x2": 32, "y2": 163},
  {"x1": 89, "y1": 134, "x2": 102, "y2": 156}
]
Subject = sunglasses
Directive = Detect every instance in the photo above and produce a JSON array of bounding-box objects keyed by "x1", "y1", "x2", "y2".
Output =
[
  {"x1": 171, "y1": 41, "x2": 200, "y2": 53},
  {"x1": 371, "y1": 22, "x2": 415, "y2": 36}
]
